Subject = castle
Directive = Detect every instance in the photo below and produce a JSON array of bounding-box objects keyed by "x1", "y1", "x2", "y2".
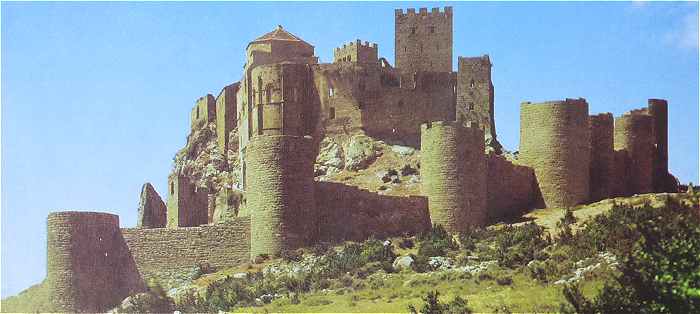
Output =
[{"x1": 41, "y1": 7, "x2": 679, "y2": 312}]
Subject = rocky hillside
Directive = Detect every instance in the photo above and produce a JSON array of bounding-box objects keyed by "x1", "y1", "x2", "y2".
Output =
[{"x1": 103, "y1": 192, "x2": 699, "y2": 313}]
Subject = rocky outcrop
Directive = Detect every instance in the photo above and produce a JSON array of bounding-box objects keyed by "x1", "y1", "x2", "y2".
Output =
[
  {"x1": 344, "y1": 134, "x2": 383, "y2": 171},
  {"x1": 315, "y1": 137, "x2": 345, "y2": 175},
  {"x1": 137, "y1": 183, "x2": 167, "y2": 228}
]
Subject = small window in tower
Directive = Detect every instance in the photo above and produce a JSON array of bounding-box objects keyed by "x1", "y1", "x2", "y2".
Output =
[
  {"x1": 411, "y1": 27, "x2": 416, "y2": 34},
  {"x1": 430, "y1": 26, "x2": 435, "y2": 33},
  {"x1": 170, "y1": 182, "x2": 175, "y2": 195},
  {"x1": 329, "y1": 107, "x2": 336, "y2": 119},
  {"x1": 470, "y1": 79, "x2": 475, "y2": 88},
  {"x1": 329, "y1": 87, "x2": 334, "y2": 97},
  {"x1": 469, "y1": 103, "x2": 475, "y2": 110},
  {"x1": 404, "y1": 46, "x2": 407, "y2": 53}
]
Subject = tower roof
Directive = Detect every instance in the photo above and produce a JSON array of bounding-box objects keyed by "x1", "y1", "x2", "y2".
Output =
[{"x1": 249, "y1": 25, "x2": 312, "y2": 47}]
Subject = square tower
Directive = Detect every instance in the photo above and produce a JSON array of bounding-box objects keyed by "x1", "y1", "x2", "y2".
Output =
[
  {"x1": 333, "y1": 40, "x2": 379, "y2": 64},
  {"x1": 457, "y1": 55, "x2": 497, "y2": 144},
  {"x1": 395, "y1": 7, "x2": 453, "y2": 73}
]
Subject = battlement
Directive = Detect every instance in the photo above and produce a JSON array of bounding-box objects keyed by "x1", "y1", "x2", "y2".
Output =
[
  {"x1": 333, "y1": 39, "x2": 379, "y2": 64},
  {"x1": 521, "y1": 98, "x2": 588, "y2": 107},
  {"x1": 395, "y1": 6, "x2": 452, "y2": 18},
  {"x1": 458, "y1": 55, "x2": 491, "y2": 66}
]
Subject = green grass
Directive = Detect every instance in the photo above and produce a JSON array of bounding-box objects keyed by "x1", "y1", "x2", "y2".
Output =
[{"x1": 235, "y1": 271, "x2": 604, "y2": 313}]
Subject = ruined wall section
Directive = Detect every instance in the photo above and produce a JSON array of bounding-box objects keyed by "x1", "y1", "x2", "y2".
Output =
[
  {"x1": 614, "y1": 111, "x2": 654, "y2": 195},
  {"x1": 121, "y1": 217, "x2": 250, "y2": 287},
  {"x1": 191, "y1": 94, "x2": 216, "y2": 131},
  {"x1": 420, "y1": 121, "x2": 486, "y2": 233},
  {"x1": 246, "y1": 135, "x2": 316, "y2": 259},
  {"x1": 315, "y1": 182, "x2": 429, "y2": 242},
  {"x1": 395, "y1": 7, "x2": 453, "y2": 73},
  {"x1": 519, "y1": 99, "x2": 591, "y2": 208},
  {"x1": 589, "y1": 113, "x2": 614, "y2": 202},
  {"x1": 486, "y1": 154, "x2": 535, "y2": 221},
  {"x1": 457, "y1": 55, "x2": 499, "y2": 149},
  {"x1": 334, "y1": 40, "x2": 378, "y2": 64},
  {"x1": 216, "y1": 83, "x2": 239, "y2": 156},
  {"x1": 47, "y1": 212, "x2": 144, "y2": 312},
  {"x1": 166, "y1": 174, "x2": 208, "y2": 228}
]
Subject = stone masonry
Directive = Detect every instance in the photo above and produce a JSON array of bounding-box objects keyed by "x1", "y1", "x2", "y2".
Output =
[{"x1": 40, "y1": 6, "x2": 680, "y2": 312}]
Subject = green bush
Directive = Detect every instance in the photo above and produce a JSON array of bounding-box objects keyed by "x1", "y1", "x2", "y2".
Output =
[
  {"x1": 561, "y1": 200, "x2": 700, "y2": 313},
  {"x1": 495, "y1": 222, "x2": 549, "y2": 268},
  {"x1": 408, "y1": 290, "x2": 473, "y2": 314},
  {"x1": 417, "y1": 224, "x2": 458, "y2": 258}
]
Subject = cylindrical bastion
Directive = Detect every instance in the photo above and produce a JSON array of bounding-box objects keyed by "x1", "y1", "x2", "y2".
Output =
[
  {"x1": 519, "y1": 99, "x2": 591, "y2": 208},
  {"x1": 246, "y1": 135, "x2": 316, "y2": 260},
  {"x1": 47, "y1": 211, "x2": 123, "y2": 312},
  {"x1": 420, "y1": 120, "x2": 486, "y2": 233},
  {"x1": 614, "y1": 111, "x2": 654, "y2": 195}
]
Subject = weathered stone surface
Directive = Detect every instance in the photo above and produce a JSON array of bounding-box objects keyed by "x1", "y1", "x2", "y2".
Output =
[
  {"x1": 137, "y1": 183, "x2": 167, "y2": 228},
  {"x1": 315, "y1": 137, "x2": 345, "y2": 171},
  {"x1": 421, "y1": 121, "x2": 487, "y2": 232},
  {"x1": 519, "y1": 99, "x2": 591, "y2": 208},
  {"x1": 345, "y1": 134, "x2": 383, "y2": 171},
  {"x1": 393, "y1": 255, "x2": 414, "y2": 271}
]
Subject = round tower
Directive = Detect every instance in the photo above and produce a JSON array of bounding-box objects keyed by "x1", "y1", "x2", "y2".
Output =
[
  {"x1": 47, "y1": 212, "x2": 123, "y2": 312},
  {"x1": 519, "y1": 99, "x2": 591, "y2": 208},
  {"x1": 614, "y1": 111, "x2": 654, "y2": 194},
  {"x1": 420, "y1": 121, "x2": 486, "y2": 233},
  {"x1": 589, "y1": 113, "x2": 614, "y2": 202},
  {"x1": 246, "y1": 135, "x2": 316, "y2": 260}
]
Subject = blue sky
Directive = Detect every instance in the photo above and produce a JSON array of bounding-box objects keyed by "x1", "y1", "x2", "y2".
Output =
[{"x1": 1, "y1": 2, "x2": 698, "y2": 297}]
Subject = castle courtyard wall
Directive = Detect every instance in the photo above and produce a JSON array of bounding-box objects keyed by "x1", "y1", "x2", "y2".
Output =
[
  {"x1": 120, "y1": 217, "x2": 250, "y2": 286},
  {"x1": 486, "y1": 154, "x2": 535, "y2": 221}
]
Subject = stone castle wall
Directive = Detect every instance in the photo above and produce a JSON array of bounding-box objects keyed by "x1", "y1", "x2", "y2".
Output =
[
  {"x1": 246, "y1": 135, "x2": 316, "y2": 259},
  {"x1": 647, "y1": 99, "x2": 673, "y2": 191},
  {"x1": 519, "y1": 99, "x2": 591, "y2": 208},
  {"x1": 191, "y1": 94, "x2": 216, "y2": 131},
  {"x1": 395, "y1": 7, "x2": 452, "y2": 73},
  {"x1": 47, "y1": 212, "x2": 144, "y2": 313},
  {"x1": 457, "y1": 56, "x2": 496, "y2": 143},
  {"x1": 121, "y1": 217, "x2": 250, "y2": 285},
  {"x1": 486, "y1": 154, "x2": 535, "y2": 221},
  {"x1": 334, "y1": 40, "x2": 378, "y2": 64},
  {"x1": 614, "y1": 111, "x2": 654, "y2": 195},
  {"x1": 166, "y1": 174, "x2": 208, "y2": 228},
  {"x1": 420, "y1": 121, "x2": 486, "y2": 233},
  {"x1": 216, "y1": 83, "x2": 239, "y2": 155},
  {"x1": 589, "y1": 113, "x2": 615, "y2": 202},
  {"x1": 315, "y1": 182, "x2": 430, "y2": 242}
]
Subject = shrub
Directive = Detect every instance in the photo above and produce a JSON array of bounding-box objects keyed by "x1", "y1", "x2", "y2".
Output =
[
  {"x1": 408, "y1": 290, "x2": 473, "y2": 314},
  {"x1": 496, "y1": 276, "x2": 513, "y2": 286},
  {"x1": 417, "y1": 224, "x2": 458, "y2": 258},
  {"x1": 399, "y1": 237, "x2": 415, "y2": 249},
  {"x1": 495, "y1": 222, "x2": 549, "y2": 268},
  {"x1": 561, "y1": 200, "x2": 700, "y2": 313}
]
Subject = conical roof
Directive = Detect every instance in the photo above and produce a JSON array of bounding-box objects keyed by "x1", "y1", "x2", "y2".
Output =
[{"x1": 249, "y1": 25, "x2": 312, "y2": 47}]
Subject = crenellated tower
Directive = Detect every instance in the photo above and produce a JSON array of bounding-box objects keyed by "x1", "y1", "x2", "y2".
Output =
[{"x1": 395, "y1": 7, "x2": 453, "y2": 73}]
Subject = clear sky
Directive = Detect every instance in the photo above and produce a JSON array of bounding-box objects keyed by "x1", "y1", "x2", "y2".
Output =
[{"x1": 1, "y1": 1, "x2": 698, "y2": 297}]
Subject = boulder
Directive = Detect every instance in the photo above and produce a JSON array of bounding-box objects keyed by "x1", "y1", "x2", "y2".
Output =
[
  {"x1": 137, "y1": 183, "x2": 167, "y2": 228},
  {"x1": 345, "y1": 135, "x2": 382, "y2": 171},
  {"x1": 392, "y1": 255, "x2": 414, "y2": 271},
  {"x1": 391, "y1": 145, "x2": 415, "y2": 156},
  {"x1": 316, "y1": 137, "x2": 345, "y2": 172}
]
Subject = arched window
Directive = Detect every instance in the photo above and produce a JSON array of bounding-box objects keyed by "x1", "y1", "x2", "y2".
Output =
[
  {"x1": 170, "y1": 182, "x2": 175, "y2": 195},
  {"x1": 265, "y1": 85, "x2": 272, "y2": 104},
  {"x1": 470, "y1": 79, "x2": 475, "y2": 88},
  {"x1": 329, "y1": 87, "x2": 334, "y2": 97},
  {"x1": 257, "y1": 77, "x2": 263, "y2": 104}
]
